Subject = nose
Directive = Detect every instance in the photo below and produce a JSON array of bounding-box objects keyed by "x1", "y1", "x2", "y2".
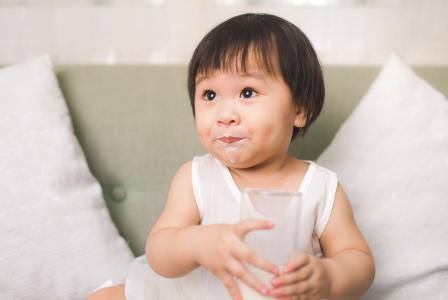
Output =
[{"x1": 217, "y1": 99, "x2": 240, "y2": 126}]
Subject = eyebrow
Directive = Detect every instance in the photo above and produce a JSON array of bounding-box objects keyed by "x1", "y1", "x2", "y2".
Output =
[{"x1": 195, "y1": 72, "x2": 268, "y2": 85}]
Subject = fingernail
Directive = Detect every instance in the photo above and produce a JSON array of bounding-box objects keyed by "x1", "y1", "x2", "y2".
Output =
[
  {"x1": 260, "y1": 287, "x2": 269, "y2": 295},
  {"x1": 272, "y1": 266, "x2": 279, "y2": 274}
]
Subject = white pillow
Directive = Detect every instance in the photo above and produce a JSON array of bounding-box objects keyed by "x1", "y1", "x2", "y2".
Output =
[
  {"x1": 317, "y1": 54, "x2": 448, "y2": 299},
  {"x1": 0, "y1": 56, "x2": 134, "y2": 299}
]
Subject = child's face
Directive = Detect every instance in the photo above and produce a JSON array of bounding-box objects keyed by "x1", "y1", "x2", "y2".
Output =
[{"x1": 194, "y1": 54, "x2": 306, "y2": 168}]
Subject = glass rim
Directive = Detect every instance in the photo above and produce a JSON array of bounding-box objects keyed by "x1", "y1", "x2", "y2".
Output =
[{"x1": 240, "y1": 187, "x2": 302, "y2": 197}]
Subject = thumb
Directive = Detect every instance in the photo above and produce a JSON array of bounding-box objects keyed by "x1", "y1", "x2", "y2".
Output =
[{"x1": 236, "y1": 218, "x2": 274, "y2": 237}]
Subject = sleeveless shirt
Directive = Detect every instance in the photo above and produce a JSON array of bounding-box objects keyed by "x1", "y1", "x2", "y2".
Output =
[{"x1": 125, "y1": 153, "x2": 338, "y2": 300}]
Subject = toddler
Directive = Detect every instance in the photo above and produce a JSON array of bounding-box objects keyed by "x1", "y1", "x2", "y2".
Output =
[{"x1": 89, "y1": 13, "x2": 374, "y2": 300}]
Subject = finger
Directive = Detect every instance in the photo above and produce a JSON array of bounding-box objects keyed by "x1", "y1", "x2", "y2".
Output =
[
  {"x1": 270, "y1": 281, "x2": 312, "y2": 297},
  {"x1": 281, "y1": 297, "x2": 303, "y2": 300},
  {"x1": 220, "y1": 272, "x2": 243, "y2": 300},
  {"x1": 294, "y1": 281, "x2": 312, "y2": 294},
  {"x1": 284, "y1": 253, "x2": 310, "y2": 273},
  {"x1": 271, "y1": 266, "x2": 313, "y2": 288},
  {"x1": 236, "y1": 242, "x2": 279, "y2": 275},
  {"x1": 235, "y1": 219, "x2": 274, "y2": 237},
  {"x1": 227, "y1": 257, "x2": 270, "y2": 296}
]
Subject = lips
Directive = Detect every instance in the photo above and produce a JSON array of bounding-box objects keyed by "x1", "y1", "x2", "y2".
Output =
[{"x1": 219, "y1": 136, "x2": 243, "y2": 143}]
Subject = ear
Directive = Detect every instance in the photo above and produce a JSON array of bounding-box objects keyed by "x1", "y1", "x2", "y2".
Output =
[{"x1": 294, "y1": 107, "x2": 307, "y2": 128}]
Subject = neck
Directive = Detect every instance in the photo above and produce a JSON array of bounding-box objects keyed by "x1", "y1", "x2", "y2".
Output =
[{"x1": 227, "y1": 153, "x2": 293, "y2": 190}]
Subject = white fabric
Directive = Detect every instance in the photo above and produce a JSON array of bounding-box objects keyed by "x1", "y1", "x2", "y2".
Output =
[
  {"x1": 125, "y1": 153, "x2": 338, "y2": 300},
  {"x1": 317, "y1": 54, "x2": 448, "y2": 299},
  {"x1": 0, "y1": 55, "x2": 134, "y2": 299}
]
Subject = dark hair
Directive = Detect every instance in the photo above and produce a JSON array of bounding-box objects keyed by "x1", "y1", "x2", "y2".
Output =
[{"x1": 187, "y1": 13, "x2": 324, "y2": 139}]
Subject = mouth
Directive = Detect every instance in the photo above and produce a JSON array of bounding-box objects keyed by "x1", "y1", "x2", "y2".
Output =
[{"x1": 218, "y1": 136, "x2": 244, "y2": 144}]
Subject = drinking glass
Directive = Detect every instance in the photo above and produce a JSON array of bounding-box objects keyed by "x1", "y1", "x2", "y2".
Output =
[{"x1": 239, "y1": 188, "x2": 303, "y2": 300}]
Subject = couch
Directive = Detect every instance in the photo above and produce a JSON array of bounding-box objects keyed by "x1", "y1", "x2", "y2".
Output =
[
  {"x1": 55, "y1": 64, "x2": 448, "y2": 256},
  {"x1": 2, "y1": 57, "x2": 447, "y2": 299}
]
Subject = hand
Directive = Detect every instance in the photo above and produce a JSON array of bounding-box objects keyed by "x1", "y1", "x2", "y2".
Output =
[
  {"x1": 195, "y1": 219, "x2": 278, "y2": 300},
  {"x1": 269, "y1": 253, "x2": 331, "y2": 300}
]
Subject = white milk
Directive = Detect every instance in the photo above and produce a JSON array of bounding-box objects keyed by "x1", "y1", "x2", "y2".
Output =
[{"x1": 239, "y1": 189, "x2": 303, "y2": 300}]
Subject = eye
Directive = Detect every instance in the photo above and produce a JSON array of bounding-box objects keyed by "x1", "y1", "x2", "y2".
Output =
[
  {"x1": 240, "y1": 88, "x2": 257, "y2": 99},
  {"x1": 202, "y1": 90, "x2": 216, "y2": 101}
]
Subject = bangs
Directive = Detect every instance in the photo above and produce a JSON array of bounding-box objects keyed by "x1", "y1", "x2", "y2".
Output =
[{"x1": 193, "y1": 31, "x2": 279, "y2": 82}]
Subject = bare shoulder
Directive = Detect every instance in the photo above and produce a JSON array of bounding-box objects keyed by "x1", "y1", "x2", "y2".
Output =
[
  {"x1": 171, "y1": 160, "x2": 194, "y2": 190},
  {"x1": 87, "y1": 284, "x2": 125, "y2": 300},
  {"x1": 319, "y1": 183, "x2": 373, "y2": 258},
  {"x1": 149, "y1": 160, "x2": 200, "y2": 236}
]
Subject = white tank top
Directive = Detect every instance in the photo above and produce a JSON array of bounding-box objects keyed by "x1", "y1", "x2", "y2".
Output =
[{"x1": 125, "y1": 153, "x2": 338, "y2": 300}]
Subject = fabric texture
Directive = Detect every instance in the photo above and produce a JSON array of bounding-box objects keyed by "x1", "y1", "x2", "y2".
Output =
[
  {"x1": 317, "y1": 54, "x2": 448, "y2": 299},
  {"x1": 125, "y1": 153, "x2": 338, "y2": 300},
  {"x1": 0, "y1": 55, "x2": 134, "y2": 299}
]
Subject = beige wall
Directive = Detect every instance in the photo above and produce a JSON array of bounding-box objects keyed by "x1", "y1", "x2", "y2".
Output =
[{"x1": 0, "y1": 0, "x2": 447, "y2": 65}]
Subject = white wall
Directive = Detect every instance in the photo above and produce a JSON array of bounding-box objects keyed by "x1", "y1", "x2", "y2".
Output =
[{"x1": 0, "y1": 0, "x2": 447, "y2": 65}]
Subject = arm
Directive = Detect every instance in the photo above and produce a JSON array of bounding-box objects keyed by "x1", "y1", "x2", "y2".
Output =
[
  {"x1": 319, "y1": 183, "x2": 375, "y2": 299},
  {"x1": 145, "y1": 161, "x2": 278, "y2": 299},
  {"x1": 269, "y1": 183, "x2": 375, "y2": 299},
  {"x1": 145, "y1": 161, "x2": 201, "y2": 277}
]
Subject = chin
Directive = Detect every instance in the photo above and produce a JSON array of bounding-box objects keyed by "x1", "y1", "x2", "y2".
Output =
[{"x1": 220, "y1": 153, "x2": 259, "y2": 169}]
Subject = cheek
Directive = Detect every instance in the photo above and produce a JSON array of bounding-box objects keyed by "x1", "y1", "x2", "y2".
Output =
[
  {"x1": 194, "y1": 116, "x2": 206, "y2": 139},
  {"x1": 194, "y1": 108, "x2": 213, "y2": 142},
  {"x1": 249, "y1": 106, "x2": 292, "y2": 137},
  {"x1": 248, "y1": 111, "x2": 294, "y2": 153}
]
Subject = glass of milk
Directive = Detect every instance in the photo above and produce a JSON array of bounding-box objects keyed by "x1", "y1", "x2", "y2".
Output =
[{"x1": 239, "y1": 188, "x2": 303, "y2": 300}]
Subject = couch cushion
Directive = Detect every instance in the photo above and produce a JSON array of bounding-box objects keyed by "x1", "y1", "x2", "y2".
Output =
[
  {"x1": 0, "y1": 56, "x2": 134, "y2": 299},
  {"x1": 317, "y1": 55, "x2": 448, "y2": 299}
]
